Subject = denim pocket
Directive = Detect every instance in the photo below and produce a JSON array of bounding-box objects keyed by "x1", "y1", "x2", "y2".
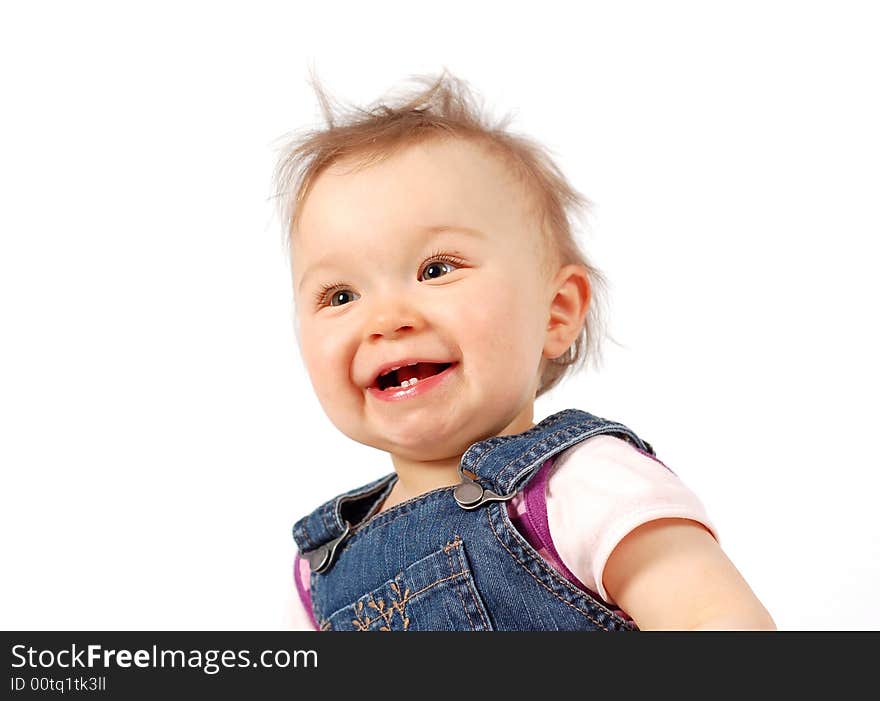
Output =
[{"x1": 326, "y1": 536, "x2": 494, "y2": 631}]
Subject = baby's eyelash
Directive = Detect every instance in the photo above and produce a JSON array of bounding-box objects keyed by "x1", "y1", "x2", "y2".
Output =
[
  {"x1": 423, "y1": 250, "x2": 466, "y2": 269},
  {"x1": 314, "y1": 281, "x2": 348, "y2": 308}
]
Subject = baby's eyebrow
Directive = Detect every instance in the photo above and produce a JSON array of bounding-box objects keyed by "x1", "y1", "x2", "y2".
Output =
[
  {"x1": 419, "y1": 224, "x2": 485, "y2": 239},
  {"x1": 297, "y1": 225, "x2": 485, "y2": 293}
]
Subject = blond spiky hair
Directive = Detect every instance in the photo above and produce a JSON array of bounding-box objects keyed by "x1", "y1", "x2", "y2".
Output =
[{"x1": 272, "y1": 68, "x2": 610, "y2": 397}]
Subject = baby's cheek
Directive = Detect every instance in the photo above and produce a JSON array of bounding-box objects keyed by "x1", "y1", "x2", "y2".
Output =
[
  {"x1": 300, "y1": 325, "x2": 342, "y2": 386},
  {"x1": 462, "y1": 292, "x2": 534, "y2": 361}
]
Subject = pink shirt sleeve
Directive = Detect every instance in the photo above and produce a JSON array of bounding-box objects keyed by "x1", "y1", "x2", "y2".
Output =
[{"x1": 545, "y1": 434, "x2": 718, "y2": 606}]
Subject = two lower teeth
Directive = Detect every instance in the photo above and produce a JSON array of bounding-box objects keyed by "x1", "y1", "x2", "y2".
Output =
[{"x1": 394, "y1": 377, "x2": 419, "y2": 389}]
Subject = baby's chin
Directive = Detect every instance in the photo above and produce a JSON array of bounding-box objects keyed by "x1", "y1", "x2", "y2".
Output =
[
  {"x1": 332, "y1": 397, "x2": 531, "y2": 461},
  {"x1": 371, "y1": 432, "x2": 470, "y2": 462},
  {"x1": 384, "y1": 440, "x2": 467, "y2": 464},
  {"x1": 347, "y1": 420, "x2": 478, "y2": 463}
]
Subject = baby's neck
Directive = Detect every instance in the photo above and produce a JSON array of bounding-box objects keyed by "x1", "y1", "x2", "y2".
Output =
[
  {"x1": 381, "y1": 409, "x2": 536, "y2": 513},
  {"x1": 382, "y1": 454, "x2": 462, "y2": 512}
]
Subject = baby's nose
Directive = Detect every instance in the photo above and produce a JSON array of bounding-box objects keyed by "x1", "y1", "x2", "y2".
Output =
[
  {"x1": 368, "y1": 315, "x2": 416, "y2": 340},
  {"x1": 365, "y1": 298, "x2": 424, "y2": 340}
]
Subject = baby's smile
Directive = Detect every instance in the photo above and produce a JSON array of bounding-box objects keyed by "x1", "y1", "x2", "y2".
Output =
[{"x1": 367, "y1": 361, "x2": 459, "y2": 402}]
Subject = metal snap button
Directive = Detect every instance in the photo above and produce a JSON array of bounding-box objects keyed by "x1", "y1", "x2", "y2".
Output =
[
  {"x1": 306, "y1": 545, "x2": 331, "y2": 573},
  {"x1": 454, "y1": 480, "x2": 484, "y2": 507},
  {"x1": 304, "y1": 524, "x2": 351, "y2": 574}
]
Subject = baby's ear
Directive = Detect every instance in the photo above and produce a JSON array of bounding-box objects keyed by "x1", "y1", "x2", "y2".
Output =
[{"x1": 543, "y1": 264, "x2": 590, "y2": 360}]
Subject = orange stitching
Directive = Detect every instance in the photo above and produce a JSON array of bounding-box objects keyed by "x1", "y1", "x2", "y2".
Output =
[
  {"x1": 337, "y1": 572, "x2": 465, "y2": 631},
  {"x1": 298, "y1": 519, "x2": 314, "y2": 551},
  {"x1": 499, "y1": 500, "x2": 628, "y2": 624},
  {"x1": 455, "y1": 544, "x2": 490, "y2": 631},
  {"x1": 409, "y1": 570, "x2": 466, "y2": 599},
  {"x1": 389, "y1": 581, "x2": 411, "y2": 630},
  {"x1": 487, "y1": 506, "x2": 611, "y2": 630},
  {"x1": 367, "y1": 595, "x2": 394, "y2": 627},
  {"x1": 505, "y1": 506, "x2": 596, "y2": 598},
  {"x1": 349, "y1": 582, "x2": 413, "y2": 631},
  {"x1": 351, "y1": 599, "x2": 373, "y2": 631},
  {"x1": 337, "y1": 488, "x2": 454, "y2": 555},
  {"x1": 445, "y1": 545, "x2": 476, "y2": 630},
  {"x1": 443, "y1": 535, "x2": 463, "y2": 553}
]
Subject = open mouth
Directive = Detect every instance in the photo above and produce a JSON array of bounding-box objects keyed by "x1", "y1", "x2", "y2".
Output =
[{"x1": 373, "y1": 362, "x2": 454, "y2": 391}]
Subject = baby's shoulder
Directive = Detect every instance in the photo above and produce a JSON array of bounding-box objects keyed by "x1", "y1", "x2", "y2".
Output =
[
  {"x1": 553, "y1": 432, "x2": 670, "y2": 475},
  {"x1": 546, "y1": 433, "x2": 709, "y2": 519}
]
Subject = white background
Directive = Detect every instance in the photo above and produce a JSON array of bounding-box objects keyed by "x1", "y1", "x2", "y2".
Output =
[{"x1": 1, "y1": 1, "x2": 877, "y2": 630}]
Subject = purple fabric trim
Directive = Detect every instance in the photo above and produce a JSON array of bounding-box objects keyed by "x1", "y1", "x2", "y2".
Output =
[
  {"x1": 521, "y1": 458, "x2": 594, "y2": 594},
  {"x1": 293, "y1": 554, "x2": 319, "y2": 630},
  {"x1": 634, "y1": 444, "x2": 674, "y2": 474}
]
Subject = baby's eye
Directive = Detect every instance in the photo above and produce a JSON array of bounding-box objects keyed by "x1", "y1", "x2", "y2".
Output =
[
  {"x1": 316, "y1": 283, "x2": 360, "y2": 309},
  {"x1": 419, "y1": 256, "x2": 461, "y2": 281},
  {"x1": 328, "y1": 289, "x2": 360, "y2": 307}
]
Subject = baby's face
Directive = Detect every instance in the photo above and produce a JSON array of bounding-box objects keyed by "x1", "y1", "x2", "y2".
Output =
[{"x1": 292, "y1": 137, "x2": 557, "y2": 461}]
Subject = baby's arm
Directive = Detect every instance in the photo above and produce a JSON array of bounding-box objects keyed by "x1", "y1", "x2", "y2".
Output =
[
  {"x1": 603, "y1": 518, "x2": 776, "y2": 630},
  {"x1": 545, "y1": 435, "x2": 775, "y2": 630}
]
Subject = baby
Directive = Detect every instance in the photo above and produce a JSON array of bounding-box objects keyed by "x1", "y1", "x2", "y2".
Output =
[{"x1": 276, "y1": 71, "x2": 775, "y2": 631}]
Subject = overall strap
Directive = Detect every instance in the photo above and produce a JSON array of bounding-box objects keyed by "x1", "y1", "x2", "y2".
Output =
[
  {"x1": 459, "y1": 409, "x2": 654, "y2": 498},
  {"x1": 291, "y1": 473, "x2": 396, "y2": 568}
]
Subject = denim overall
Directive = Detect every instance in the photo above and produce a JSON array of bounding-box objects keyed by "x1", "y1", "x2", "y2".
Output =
[{"x1": 292, "y1": 409, "x2": 657, "y2": 631}]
